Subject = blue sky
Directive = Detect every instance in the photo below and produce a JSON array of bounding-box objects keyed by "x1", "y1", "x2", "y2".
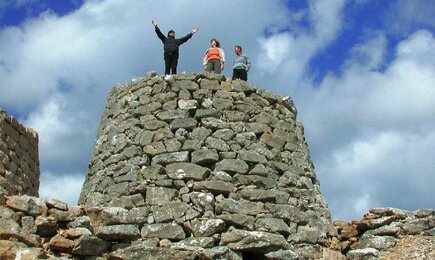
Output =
[{"x1": 1, "y1": 0, "x2": 434, "y2": 221}]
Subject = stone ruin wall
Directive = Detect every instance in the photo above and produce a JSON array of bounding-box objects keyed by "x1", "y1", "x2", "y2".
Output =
[
  {"x1": 0, "y1": 109, "x2": 39, "y2": 199},
  {"x1": 0, "y1": 73, "x2": 433, "y2": 259},
  {"x1": 77, "y1": 72, "x2": 335, "y2": 258}
]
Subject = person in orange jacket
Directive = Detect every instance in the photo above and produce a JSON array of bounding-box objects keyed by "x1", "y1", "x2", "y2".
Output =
[{"x1": 203, "y1": 39, "x2": 225, "y2": 74}]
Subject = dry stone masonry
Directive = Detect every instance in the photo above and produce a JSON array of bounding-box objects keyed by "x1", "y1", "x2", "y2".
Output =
[
  {"x1": 0, "y1": 109, "x2": 39, "y2": 198},
  {"x1": 1, "y1": 73, "x2": 433, "y2": 259},
  {"x1": 77, "y1": 71, "x2": 336, "y2": 258}
]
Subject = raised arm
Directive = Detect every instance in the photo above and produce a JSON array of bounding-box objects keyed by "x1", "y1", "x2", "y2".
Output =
[
  {"x1": 152, "y1": 20, "x2": 165, "y2": 42},
  {"x1": 176, "y1": 27, "x2": 198, "y2": 45}
]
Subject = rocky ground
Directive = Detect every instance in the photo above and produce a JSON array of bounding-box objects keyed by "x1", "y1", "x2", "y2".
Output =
[
  {"x1": 378, "y1": 235, "x2": 435, "y2": 260},
  {"x1": 334, "y1": 207, "x2": 434, "y2": 260}
]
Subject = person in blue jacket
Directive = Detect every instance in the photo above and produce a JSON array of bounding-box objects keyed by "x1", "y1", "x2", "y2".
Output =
[{"x1": 152, "y1": 20, "x2": 198, "y2": 75}]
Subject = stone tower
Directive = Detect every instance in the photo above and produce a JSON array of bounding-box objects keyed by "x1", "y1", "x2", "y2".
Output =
[{"x1": 79, "y1": 72, "x2": 334, "y2": 258}]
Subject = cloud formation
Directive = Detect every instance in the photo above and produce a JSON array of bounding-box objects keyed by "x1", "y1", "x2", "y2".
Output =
[
  {"x1": 0, "y1": 0, "x2": 434, "y2": 221},
  {"x1": 300, "y1": 29, "x2": 435, "y2": 219}
]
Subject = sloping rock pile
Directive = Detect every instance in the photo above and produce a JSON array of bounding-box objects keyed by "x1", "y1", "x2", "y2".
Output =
[{"x1": 334, "y1": 207, "x2": 435, "y2": 259}]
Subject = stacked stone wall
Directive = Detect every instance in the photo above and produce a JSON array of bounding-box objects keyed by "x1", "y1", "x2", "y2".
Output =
[
  {"x1": 0, "y1": 109, "x2": 39, "y2": 198},
  {"x1": 1, "y1": 197, "x2": 432, "y2": 259},
  {"x1": 78, "y1": 72, "x2": 335, "y2": 258},
  {"x1": 0, "y1": 73, "x2": 433, "y2": 259}
]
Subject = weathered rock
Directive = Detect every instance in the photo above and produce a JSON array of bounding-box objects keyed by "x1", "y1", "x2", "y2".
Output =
[
  {"x1": 189, "y1": 218, "x2": 226, "y2": 237},
  {"x1": 288, "y1": 225, "x2": 327, "y2": 244},
  {"x1": 45, "y1": 199, "x2": 69, "y2": 211},
  {"x1": 193, "y1": 180, "x2": 236, "y2": 195},
  {"x1": 0, "y1": 240, "x2": 27, "y2": 260},
  {"x1": 156, "y1": 109, "x2": 188, "y2": 122},
  {"x1": 255, "y1": 217, "x2": 290, "y2": 235},
  {"x1": 152, "y1": 201, "x2": 191, "y2": 223},
  {"x1": 62, "y1": 227, "x2": 92, "y2": 239},
  {"x1": 48, "y1": 206, "x2": 84, "y2": 223},
  {"x1": 171, "y1": 118, "x2": 198, "y2": 130},
  {"x1": 86, "y1": 207, "x2": 147, "y2": 227},
  {"x1": 107, "y1": 245, "x2": 198, "y2": 260},
  {"x1": 0, "y1": 206, "x2": 20, "y2": 222},
  {"x1": 151, "y1": 151, "x2": 190, "y2": 165},
  {"x1": 5, "y1": 195, "x2": 43, "y2": 216},
  {"x1": 13, "y1": 247, "x2": 47, "y2": 260},
  {"x1": 165, "y1": 162, "x2": 210, "y2": 180},
  {"x1": 35, "y1": 215, "x2": 58, "y2": 236},
  {"x1": 354, "y1": 234, "x2": 397, "y2": 251},
  {"x1": 95, "y1": 224, "x2": 140, "y2": 241},
  {"x1": 48, "y1": 234, "x2": 74, "y2": 252},
  {"x1": 200, "y1": 246, "x2": 243, "y2": 260},
  {"x1": 401, "y1": 218, "x2": 431, "y2": 235},
  {"x1": 216, "y1": 198, "x2": 264, "y2": 215},
  {"x1": 214, "y1": 159, "x2": 249, "y2": 174},
  {"x1": 0, "y1": 218, "x2": 39, "y2": 246},
  {"x1": 67, "y1": 215, "x2": 93, "y2": 230},
  {"x1": 190, "y1": 192, "x2": 215, "y2": 212},
  {"x1": 260, "y1": 133, "x2": 285, "y2": 149},
  {"x1": 238, "y1": 189, "x2": 286, "y2": 203},
  {"x1": 346, "y1": 248, "x2": 379, "y2": 260},
  {"x1": 219, "y1": 214, "x2": 255, "y2": 230},
  {"x1": 141, "y1": 223, "x2": 186, "y2": 240},
  {"x1": 191, "y1": 149, "x2": 219, "y2": 165},
  {"x1": 171, "y1": 237, "x2": 215, "y2": 249},
  {"x1": 205, "y1": 137, "x2": 230, "y2": 151},
  {"x1": 194, "y1": 108, "x2": 222, "y2": 120},
  {"x1": 334, "y1": 220, "x2": 358, "y2": 239},
  {"x1": 220, "y1": 227, "x2": 289, "y2": 253},
  {"x1": 237, "y1": 150, "x2": 267, "y2": 164},
  {"x1": 264, "y1": 249, "x2": 301, "y2": 260},
  {"x1": 233, "y1": 174, "x2": 277, "y2": 189},
  {"x1": 72, "y1": 234, "x2": 111, "y2": 256},
  {"x1": 146, "y1": 187, "x2": 178, "y2": 206}
]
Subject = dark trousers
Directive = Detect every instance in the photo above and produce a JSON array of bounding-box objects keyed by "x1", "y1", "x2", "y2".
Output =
[
  {"x1": 206, "y1": 59, "x2": 221, "y2": 74},
  {"x1": 164, "y1": 56, "x2": 178, "y2": 75},
  {"x1": 232, "y1": 68, "x2": 248, "y2": 81}
]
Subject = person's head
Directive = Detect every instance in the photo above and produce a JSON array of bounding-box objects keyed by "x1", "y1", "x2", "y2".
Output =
[
  {"x1": 210, "y1": 39, "x2": 220, "y2": 48},
  {"x1": 234, "y1": 45, "x2": 242, "y2": 55},
  {"x1": 167, "y1": 30, "x2": 175, "y2": 38}
]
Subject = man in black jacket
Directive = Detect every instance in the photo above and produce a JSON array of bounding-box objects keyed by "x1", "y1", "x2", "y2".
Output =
[{"x1": 152, "y1": 20, "x2": 198, "y2": 75}]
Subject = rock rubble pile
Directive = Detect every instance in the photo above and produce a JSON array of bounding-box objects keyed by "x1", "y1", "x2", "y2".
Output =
[{"x1": 334, "y1": 207, "x2": 435, "y2": 259}]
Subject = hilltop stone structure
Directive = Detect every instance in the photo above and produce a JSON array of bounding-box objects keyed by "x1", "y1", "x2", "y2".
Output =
[
  {"x1": 0, "y1": 73, "x2": 433, "y2": 259},
  {"x1": 0, "y1": 109, "x2": 39, "y2": 199},
  {"x1": 78, "y1": 71, "x2": 335, "y2": 258}
]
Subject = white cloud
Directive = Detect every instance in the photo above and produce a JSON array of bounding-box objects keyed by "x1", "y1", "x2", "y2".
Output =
[
  {"x1": 257, "y1": 33, "x2": 292, "y2": 72},
  {"x1": 301, "y1": 29, "x2": 435, "y2": 220},
  {"x1": 39, "y1": 171, "x2": 84, "y2": 205},
  {"x1": 385, "y1": 0, "x2": 435, "y2": 36},
  {"x1": 321, "y1": 130, "x2": 435, "y2": 220},
  {"x1": 310, "y1": 0, "x2": 346, "y2": 44},
  {"x1": 345, "y1": 31, "x2": 387, "y2": 70}
]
